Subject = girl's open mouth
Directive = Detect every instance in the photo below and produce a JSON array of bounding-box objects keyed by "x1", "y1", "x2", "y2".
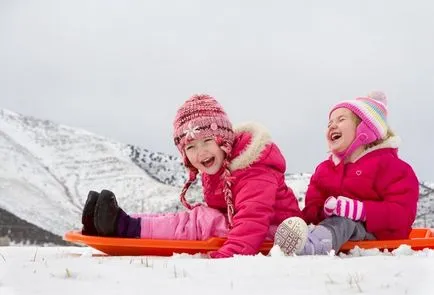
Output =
[
  {"x1": 330, "y1": 132, "x2": 342, "y2": 142},
  {"x1": 201, "y1": 157, "x2": 215, "y2": 168}
]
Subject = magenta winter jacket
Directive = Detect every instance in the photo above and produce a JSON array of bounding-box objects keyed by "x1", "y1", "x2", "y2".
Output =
[
  {"x1": 202, "y1": 123, "x2": 302, "y2": 257},
  {"x1": 302, "y1": 137, "x2": 419, "y2": 240}
]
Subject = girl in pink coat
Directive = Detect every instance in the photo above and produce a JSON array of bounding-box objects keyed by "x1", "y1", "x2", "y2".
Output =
[
  {"x1": 274, "y1": 91, "x2": 419, "y2": 255},
  {"x1": 81, "y1": 94, "x2": 302, "y2": 258}
]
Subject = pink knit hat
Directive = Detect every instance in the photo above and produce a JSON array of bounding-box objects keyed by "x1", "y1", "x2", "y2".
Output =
[
  {"x1": 173, "y1": 94, "x2": 236, "y2": 226},
  {"x1": 329, "y1": 91, "x2": 389, "y2": 160},
  {"x1": 173, "y1": 94, "x2": 235, "y2": 161}
]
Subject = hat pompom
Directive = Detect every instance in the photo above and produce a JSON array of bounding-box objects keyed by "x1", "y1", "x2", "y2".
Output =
[{"x1": 367, "y1": 91, "x2": 387, "y2": 106}]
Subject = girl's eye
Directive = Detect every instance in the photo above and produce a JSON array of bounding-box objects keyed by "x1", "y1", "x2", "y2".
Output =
[
  {"x1": 204, "y1": 138, "x2": 213, "y2": 143},
  {"x1": 185, "y1": 145, "x2": 194, "y2": 151}
]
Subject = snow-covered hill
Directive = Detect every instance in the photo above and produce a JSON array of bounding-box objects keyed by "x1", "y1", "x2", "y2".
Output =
[
  {"x1": 0, "y1": 109, "x2": 186, "y2": 236},
  {"x1": 0, "y1": 109, "x2": 433, "y2": 241}
]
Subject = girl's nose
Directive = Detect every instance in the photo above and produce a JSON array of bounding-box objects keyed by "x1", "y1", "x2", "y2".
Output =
[
  {"x1": 329, "y1": 122, "x2": 337, "y2": 129},
  {"x1": 197, "y1": 146, "x2": 207, "y2": 157}
]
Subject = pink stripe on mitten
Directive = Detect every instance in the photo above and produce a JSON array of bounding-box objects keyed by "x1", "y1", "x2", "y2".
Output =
[{"x1": 335, "y1": 196, "x2": 366, "y2": 221}]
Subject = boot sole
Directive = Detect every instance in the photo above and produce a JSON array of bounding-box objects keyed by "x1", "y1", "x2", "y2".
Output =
[{"x1": 274, "y1": 217, "x2": 308, "y2": 255}]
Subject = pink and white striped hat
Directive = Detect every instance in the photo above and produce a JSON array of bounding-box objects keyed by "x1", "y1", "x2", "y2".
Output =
[
  {"x1": 330, "y1": 91, "x2": 389, "y2": 142},
  {"x1": 329, "y1": 91, "x2": 389, "y2": 161}
]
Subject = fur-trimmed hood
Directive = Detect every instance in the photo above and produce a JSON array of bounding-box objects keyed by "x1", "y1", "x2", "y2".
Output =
[
  {"x1": 229, "y1": 122, "x2": 272, "y2": 172},
  {"x1": 331, "y1": 136, "x2": 401, "y2": 165}
]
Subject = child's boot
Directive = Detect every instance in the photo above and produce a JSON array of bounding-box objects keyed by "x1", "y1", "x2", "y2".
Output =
[
  {"x1": 81, "y1": 191, "x2": 100, "y2": 235},
  {"x1": 298, "y1": 225, "x2": 333, "y2": 255},
  {"x1": 274, "y1": 217, "x2": 308, "y2": 255},
  {"x1": 94, "y1": 189, "x2": 141, "y2": 238}
]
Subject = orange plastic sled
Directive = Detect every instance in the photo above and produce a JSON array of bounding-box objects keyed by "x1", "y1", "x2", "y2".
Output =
[{"x1": 64, "y1": 227, "x2": 434, "y2": 256}]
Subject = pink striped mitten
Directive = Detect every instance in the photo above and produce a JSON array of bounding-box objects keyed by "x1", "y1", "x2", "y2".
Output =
[{"x1": 324, "y1": 196, "x2": 366, "y2": 221}]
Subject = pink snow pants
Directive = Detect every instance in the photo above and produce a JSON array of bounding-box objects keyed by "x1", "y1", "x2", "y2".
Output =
[{"x1": 131, "y1": 205, "x2": 276, "y2": 240}]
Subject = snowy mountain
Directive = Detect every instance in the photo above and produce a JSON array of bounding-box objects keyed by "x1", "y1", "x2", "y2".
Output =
[
  {"x1": 0, "y1": 109, "x2": 186, "y2": 238},
  {"x1": 0, "y1": 109, "x2": 433, "y2": 244}
]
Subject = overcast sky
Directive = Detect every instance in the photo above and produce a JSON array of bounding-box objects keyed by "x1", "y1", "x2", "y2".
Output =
[{"x1": 1, "y1": 0, "x2": 434, "y2": 181}]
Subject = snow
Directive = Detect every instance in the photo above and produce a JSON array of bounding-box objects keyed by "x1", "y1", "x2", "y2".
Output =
[{"x1": 1, "y1": 245, "x2": 434, "y2": 295}]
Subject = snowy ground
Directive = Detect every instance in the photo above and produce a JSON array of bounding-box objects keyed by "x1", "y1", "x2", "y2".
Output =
[{"x1": 1, "y1": 246, "x2": 434, "y2": 295}]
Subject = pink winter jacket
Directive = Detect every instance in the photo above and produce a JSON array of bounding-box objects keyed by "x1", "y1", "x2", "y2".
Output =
[
  {"x1": 302, "y1": 137, "x2": 419, "y2": 240},
  {"x1": 203, "y1": 123, "x2": 302, "y2": 257}
]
